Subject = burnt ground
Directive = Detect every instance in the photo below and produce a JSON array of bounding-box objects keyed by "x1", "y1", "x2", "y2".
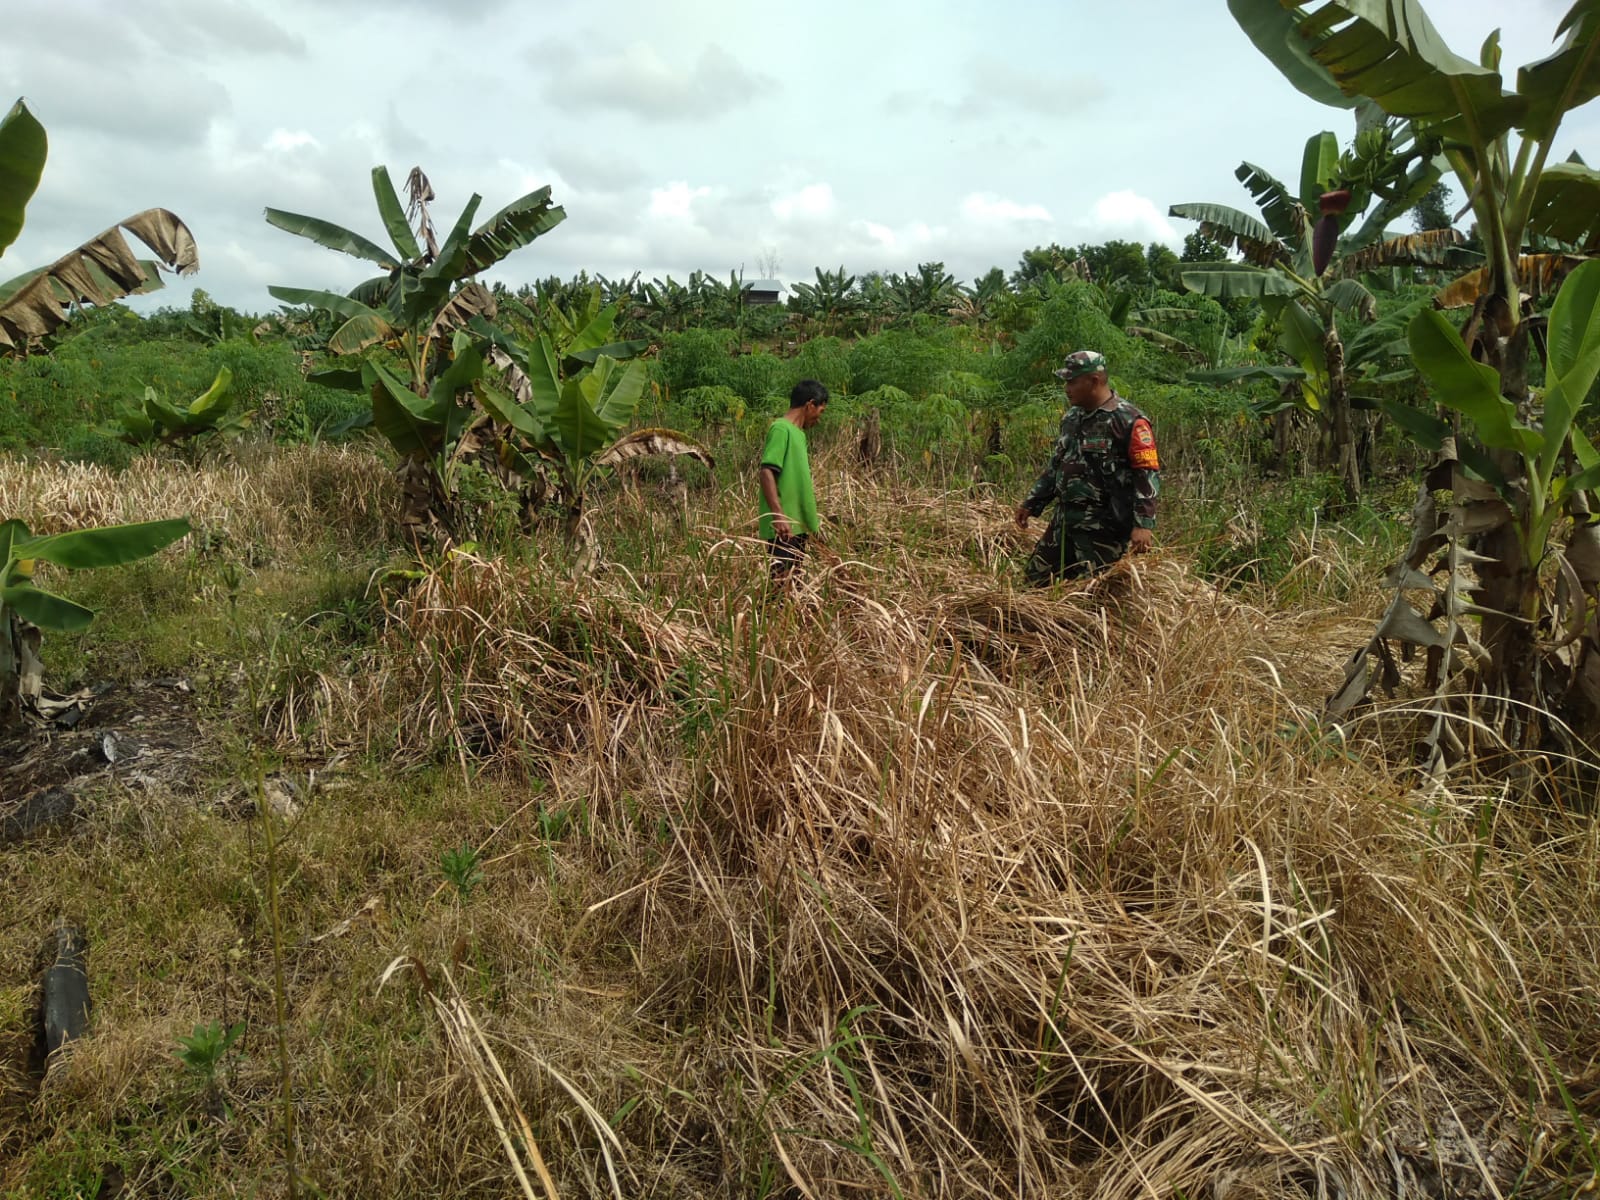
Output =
[
  {"x1": 0, "y1": 678, "x2": 209, "y2": 846},
  {"x1": 1, "y1": 679, "x2": 211, "y2": 1164}
]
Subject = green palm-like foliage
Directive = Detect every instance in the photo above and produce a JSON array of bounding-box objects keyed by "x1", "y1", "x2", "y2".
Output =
[
  {"x1": 0, "y1": 99, "x2": 199, "y2": 355},
  {"x1": 266, "y1": 166, "x2": 567, "y2": 527},
  {"x1": 1172, "y1": 123, "x2": 1439, "y2": 501},
  {"x1": 472, "y1": 293, "x2": 710, "y2": 543},
  {"x1": 887, "y1": 263, "x2": 959, "y2": 322},
  {"x1": 0, "y1": 99, "x2": 193, "y2": 721},
  {"x1": 788, "y1": 267, "x2": 859, "y2": 336},
  {"x1": 102, "y1": 367, "x2": 246, "y2": 452},
  {"x1": 1232, "y1": 0, "x2": 1600, "y2": 760},
  {"x1": 2, "y1": 517, "x2": 190, "y2": 727}
]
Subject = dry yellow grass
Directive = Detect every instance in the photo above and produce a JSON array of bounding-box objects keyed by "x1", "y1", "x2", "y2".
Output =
[
  {"x1": 0, "y1": 444, "x2": 395, "y2": 560},
  {"x1": 2, "y1": 446, "x2": 1597, "y2": 1198}
]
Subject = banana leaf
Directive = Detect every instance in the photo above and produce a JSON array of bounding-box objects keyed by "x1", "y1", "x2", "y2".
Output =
[
  {"x1": 1407, "y1": 308, "x2": 1540, "y2": 454},
  {"x1": 0, "y1": 98, "x2": 46, "y2": 257},
  {"x1": 2, "y1": 584, "x2": 95, "y2": 632},
  {"x1": 17, "y1": 518, "x2": 190, "y2": 569},
  {"x1": 263, "y1": 208, "x2": 397, "y2": 269},
  {"x1": 371, "y1": 166, "x2": 422, "y2": 263}
]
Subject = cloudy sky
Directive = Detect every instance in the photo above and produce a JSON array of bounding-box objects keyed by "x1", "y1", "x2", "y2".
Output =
[{"x1": 4, "y1": 0, "x2": 1594, "y2": 313}]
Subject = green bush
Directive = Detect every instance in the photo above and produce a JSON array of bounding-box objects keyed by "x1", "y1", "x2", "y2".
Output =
[
  {"x1": 0, "y1": 321, "x2": 333, "y2": 454},
  {"x1": 1000, "y1": 284, "x2": 1132, "y2": 393},
  {"x1": 787, "y1": 337, "x2": 851, "y2": 395},
  {"x1": 656, "y1": 329, "x2": 735, "y2": 395},
  {"x1": 676, "y1": 385, "x2": 747, "y2": 430},
  {"x1": 849, "y1": 330, "x2": 967, "y2": 399},
  {"x1": 725, "y1": 353, "x2": 789, "y2": 406}
]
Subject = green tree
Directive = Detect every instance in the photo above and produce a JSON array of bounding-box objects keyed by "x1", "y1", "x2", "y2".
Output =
[
  {"x1": 1180, "y1": 231, "x2": 1230, "y2": 263},
  {"x1": 265, "y1": 165, "x2": 565, "y2": 528},
  {"x1": 1077, "y1": 240, "x2": 1152, "y2": 289},
  {"x1": 1171, "y1": 122, "x2": 1440, "y2": 503},
  {"x1": 1411, "y1": 181, "x2": 1454, "y2": 232},
  {"x1": 0, "y1": 100, "x2": 198, "y2": 355},
  {"x1": 1233, "y1": 0, "x2": 1600, "y2": 762},
  {"x1": 1145, "y1": 243, "x2": 1184, "y2": 292},
  {"x1": 1011, "y1": 243, "x2": 1084, "y2": 291}
]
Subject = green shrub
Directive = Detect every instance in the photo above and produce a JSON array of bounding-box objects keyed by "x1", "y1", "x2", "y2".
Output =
[
  {"x1": 676, "y1": 385, "x2": 747, "y2": 430},
  {"x1": 656, "y1": 329, "x2": 735, "y2": 395},
  {"x1": 1001, "y1": 284, "x2": 1131, "y2": 393},
  {"x1": 725, "y1": 353, "x2": 789, "y2": 406},
  {"x1": 853, "y1": 385, "x2": 913, "y2": 418},
  {"x1": 787, "y1": 337, "x2": 851, "y2": 395},
  {"x1": 902, "y1": 393, "x2": 971, "y2": 463},
  {"x1": 0, "y1": 321, "x2": 325, "y2": 453},
  {"x1": 848, "y1": 330, "x2": 963, "y2": 399}
]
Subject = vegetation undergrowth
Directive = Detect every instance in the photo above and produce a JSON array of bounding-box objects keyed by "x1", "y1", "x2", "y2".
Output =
[{"x1": 2, "y1": 444, "x2": 1595, "y2": 1198}]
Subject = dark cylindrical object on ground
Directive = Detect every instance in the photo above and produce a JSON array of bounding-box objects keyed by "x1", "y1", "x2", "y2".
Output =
[{"x1": 40, "y1": 923, "x2": 89, "y2": 1059}]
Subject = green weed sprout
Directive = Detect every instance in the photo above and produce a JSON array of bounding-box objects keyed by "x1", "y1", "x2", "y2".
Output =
[
  {"x1": 440, "y1": 843, "x2": 485, "y2": 899},
  {"x1": 174, "y1": 1019, "x2": 245, "y2": 1087}
]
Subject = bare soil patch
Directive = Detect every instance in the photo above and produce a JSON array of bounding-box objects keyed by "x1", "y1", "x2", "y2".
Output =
[{"x1": 0, "y1": 679, "x2": 207, "y2": 845}]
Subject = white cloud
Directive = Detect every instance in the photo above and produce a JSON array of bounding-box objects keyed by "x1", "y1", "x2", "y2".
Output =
[
  {"x1": 863, "y1": 222, "x2": 897, "y2": 248},
  {"x1": 539, "y1": 42, "x2": 773, "y2": 123},
  {"x1": 150, "y1": 0, "x2": 307, "y2": 57},
  {"x1": 1086, "y1": 190, "x2": 1180, "y2": 245},
  {"x1": 648, "y1": 181, "x2": 712, "y2": 222},
  {"x1": 772, "y1": 183, "x2": 835, "y2": 221},
  {"x1": 843, "y1": 218, "x2": 944, "y2": 258},
  {"x1": 265, "y1": 129, "x2": 320, "y2": 153},
  {"x1": 961, "y1": 193, "x2": 1052, "y2": 224}
]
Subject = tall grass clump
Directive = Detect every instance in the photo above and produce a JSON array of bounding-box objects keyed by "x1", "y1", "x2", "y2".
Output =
[
  {"x1": 2, "y1": 446, "x2": 1596, "y2": 1198},
  {"x1": 248, "y1": 454, "x2": 1600, "y2": 1196}
]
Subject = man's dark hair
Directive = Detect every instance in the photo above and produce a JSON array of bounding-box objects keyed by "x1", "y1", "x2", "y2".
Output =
[{"x1": 790, "y1": 379, "x2": 829, "y2": 408}]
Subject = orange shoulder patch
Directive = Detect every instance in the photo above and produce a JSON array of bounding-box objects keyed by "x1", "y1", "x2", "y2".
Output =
[{"x1": 1128, "y1": 417, "x2": 1160, "y2": 470}]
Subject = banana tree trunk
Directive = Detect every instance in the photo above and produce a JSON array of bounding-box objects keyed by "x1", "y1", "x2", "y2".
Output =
[
  {"x1": 1, "y1": 610, "x2": 21, "y2": 730},
  {"x1": 1472, "y1": 323, "x2": 1543, "y2": 749},
  {"x1": 1324, "y1": 321, "x2": 1360, "y2": 507}
]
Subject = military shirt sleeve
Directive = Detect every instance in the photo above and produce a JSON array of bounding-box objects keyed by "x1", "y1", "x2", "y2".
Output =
[
  {"x1": 1022, "y1": 448, "x2": 1060, "y2": 516},
  {"x1": 1127, "y1": 416, "x2": 1160, "y2": 529},
  {"x1": 1023, "y1": 413, "x2": 1075, "y2": 515}
]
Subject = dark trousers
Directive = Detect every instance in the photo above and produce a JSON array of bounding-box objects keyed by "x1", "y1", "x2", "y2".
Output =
[
  {"x1": 768, "y1": 533, "x2": 808, "y2": 583},
  {"x1": 1025, "y1": 522, "x2": 1127, "y2": 586}
]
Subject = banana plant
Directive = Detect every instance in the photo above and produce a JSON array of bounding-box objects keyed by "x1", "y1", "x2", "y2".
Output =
[
  {"x1": 265, "y1": 165, "x2": 565, "y2": 528},
  {"x1": 1233, "y1": 0, "x2": 1600, "y2": 755},
  {"x1": 0, "y1": 99, "x2": 199, "y2": 355},
  {"x1": 0, "y1": 101, "x2": 194, "y2": 724},
  {"x1": 1329, "y1": 261, "x2": 1600, "y2": 771},
  {"x1": 788, "y1": 267, "x2": 860, "y2": 337},
  {"x1": 102, "y1": 367, "x2": 246, "y2": 453},
  {"x1": 472, "y1": 298, "x2": 710, "y2": 543},
  {"x1": 1, "y1": 518, "x2": 190, "y2": 728},
  {"x1": 1230, "y1": 0, "x2": 1600, "y2": 325},
  {"x1": 1172, "y1": 123, "x2": 1441, "y2": 502}
]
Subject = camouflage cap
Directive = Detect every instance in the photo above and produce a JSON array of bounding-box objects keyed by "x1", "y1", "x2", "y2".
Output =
[{"x1": 1053, "y1": 349, "x2": 1107, "y2": 380}]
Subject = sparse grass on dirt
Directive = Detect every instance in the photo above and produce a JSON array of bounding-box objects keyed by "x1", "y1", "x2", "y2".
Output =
[{"x1": 2, "y1": 443, "x2": 1597, "y2": 1199}]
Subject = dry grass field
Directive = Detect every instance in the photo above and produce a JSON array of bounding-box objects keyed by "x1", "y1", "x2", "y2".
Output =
[{"x1": 2, "y1": 444, "x2": 1597, "y2": 1198}]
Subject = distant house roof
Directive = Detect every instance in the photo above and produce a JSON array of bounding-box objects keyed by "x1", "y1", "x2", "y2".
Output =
[{"x1": 741, "y1": 279, "x2": 784, "y2": 306}]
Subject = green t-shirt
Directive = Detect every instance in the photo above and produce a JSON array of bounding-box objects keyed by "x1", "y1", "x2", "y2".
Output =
[{"x1": 758, "y1": 417, "x2": 819, "y2": 539}]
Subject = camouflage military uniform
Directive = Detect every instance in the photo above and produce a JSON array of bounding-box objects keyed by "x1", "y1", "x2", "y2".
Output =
[{"x1": 1020, "y1": 393, "x2": 1160, "y2": 584}]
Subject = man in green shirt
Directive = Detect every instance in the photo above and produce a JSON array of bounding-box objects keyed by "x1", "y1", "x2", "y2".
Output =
[{"x1": 757, "y1": 379, "x2": 828, "y2": 584}]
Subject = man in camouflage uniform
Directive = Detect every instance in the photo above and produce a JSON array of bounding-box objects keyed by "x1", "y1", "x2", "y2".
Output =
[{"x1": 1013, "y1": 349, "x2": 1160, "y2": 585}]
